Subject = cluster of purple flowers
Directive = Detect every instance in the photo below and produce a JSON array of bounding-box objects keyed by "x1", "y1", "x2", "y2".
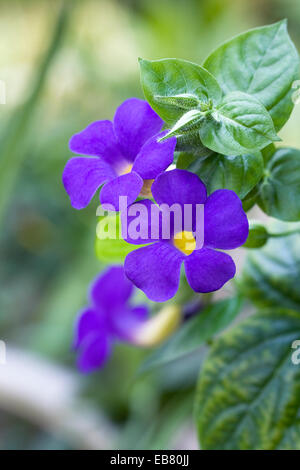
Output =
[{"x1": 63, "y1": 98, "x2": 249, "y2": 372}]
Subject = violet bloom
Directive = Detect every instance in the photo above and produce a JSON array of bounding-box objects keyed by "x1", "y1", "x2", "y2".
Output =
[
  {"x1": 62, "y1": 98, "x2": 176, "y2": 211},
  {"x1": 74, "y1": 266, "x2": 148, "y2": 373},
  {"x1": 123, "y1": 169, "x2": 249, "y2": 302}
]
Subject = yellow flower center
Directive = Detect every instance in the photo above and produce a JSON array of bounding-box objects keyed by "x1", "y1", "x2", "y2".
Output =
[
  {"x1": 118, "y1": 164, "x2": 154, "y2": 199},
  {"x1": 120, "y1": 163, "x2": 133, "y2": 175},
  {"x1": 173, "y1": 231, "x2": 196, "y2": 255}
]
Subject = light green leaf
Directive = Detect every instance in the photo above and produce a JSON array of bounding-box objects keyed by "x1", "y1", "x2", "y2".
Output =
[
  {"x1": 199, "y1": 91, "x2": 280, "y2": 156},
  {"x1": 95, "y1": 213, "x2": 143, "y2": 263},
  {"x1": 141, "y1": 297, "x2": 242, "y2": 372},
  {"x1": 139, "y1": 58, "x2": 223, "y2": 126},
  {"x1": 188, "y1": 151, "x2": 264, "y2": 199},
  {"x1": 240, "y1": 230, "x2": 300, "y2": 311},
  {"x1": 196, "y1": 309, "x2": 300, "y2": 450},
  {"x1": 204, "y1": 20, "x2": 300, "y2": 131},
  {"x1": 258, "y1": 148, "x2": 300, "y2": 221}
]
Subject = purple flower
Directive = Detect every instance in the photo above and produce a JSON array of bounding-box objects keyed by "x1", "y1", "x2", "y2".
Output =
[
  {"x1": 123, "y1": 169, "x2": 249, "y2": 302},
  {"x1": 62, "y1": 98, "x2": 176, "y2": 211},
  {"x1": 74, "y1": 266, "x2": 148, "y2": 373}
]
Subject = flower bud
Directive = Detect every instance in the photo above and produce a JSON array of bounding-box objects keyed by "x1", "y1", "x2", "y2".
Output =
[
  {"x1": 133, "y1": 305, "x2": 181, "y2": 347},
  {"x1": 244, "y1": 221, "x2": 268, "y2": 248}
]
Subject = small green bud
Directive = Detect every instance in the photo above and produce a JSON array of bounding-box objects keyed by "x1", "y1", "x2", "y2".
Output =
[
  {"x1": 244, "y1": 221, "x2": 269, "y2": 248},
  {"x1": 154, "y1": 93, "x2": 200, "y2": 110},
  {"x1": 159, "y1": 109, "x2": 203, "y2": 141}
]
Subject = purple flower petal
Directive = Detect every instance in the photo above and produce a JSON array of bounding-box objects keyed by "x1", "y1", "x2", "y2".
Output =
[
  {"x1": 77, "y1": 333, "x2": 111, "y2": 373},
  {"x1": 121, "y1": 199, "x2": 165, "y2": 245},
  {"x1": 74, "y1": 308, "x2": 105, "y2": 349},
  {"x1": 114, "y1": 98, "x2": 163, "y2": 161},
  {"x1": 184, "y1": 248, "x2": 236, "y2": 293},
  {"x1": 125, "y1": 242, "x2": 184, "y2": 301},
  {"x1": 100, "y1": 171, "x2": 143, "y2": 211},
  {"x1": 132, "y1": 131, "x2": 176, "y2": 179},
  {"x1": 151, "y1": 170, "x2": 207, "y2": 234},
  {"x1": 90, "y1": 266, "x2": 133, "y2": 314},
  {"x1": 152, "y1": 169, "x2": 207, "y2": 207},
  {"x1": 69, "y1": 120, "x2": 126, "y2": 168},
  {"x1": 111, "y1": 305, "x2": 149, "y2": 341},
  {"x1": 62, "y1": 157, "x2": 115, "y2": 209},
  {"x1": 204, "y1": 189, "x2": 249, "y2": 249}
]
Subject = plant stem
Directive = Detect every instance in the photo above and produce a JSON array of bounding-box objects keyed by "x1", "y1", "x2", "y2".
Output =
[
  {"x1": 268, "y1": 228, "x2": 300, "y2": 238},
  {"x1": 182, "y1": 293, "x2": 212, "y2": 321},
  {"x1": 0, "y1": 345, "x2": 118, "y2": 449},
  {"x1": 0, "y1": 1, "x2": 73, "y2": 226}
]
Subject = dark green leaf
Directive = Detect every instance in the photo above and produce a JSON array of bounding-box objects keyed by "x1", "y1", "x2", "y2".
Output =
[
  {"x1": 196, "y1": 309, "x2": 300, "y2": 450},
  {"x1": 239, "y1": 232, "x2": 300, "y2": 311},
  {"x1": 261, "y1": 143, "x2": 277, "y2": 164},
  {"x1": 139, "y1": 58, "x2": 222, "y2": 126},
  {"x1": 242, "y1": 184, "x2": 260, "y2": 212},
  {"x1": 140, "y1": 297, "x2": 242, "y2": 372},
  {"x1": 188, "y1": 151, "x2": 264, "y2": 199},
  {"x1": 199, "y1": 91, "x2": 279, "y2": 156},
  {"x1": 258, "y1": 148, "x2": 300, "y2": 221},
  {"x1": 0, "y1": 3, "x2": 72, "y2": 225},
  {"x1": 204, "y1": 20, "x2": 300, "y2": 131}
]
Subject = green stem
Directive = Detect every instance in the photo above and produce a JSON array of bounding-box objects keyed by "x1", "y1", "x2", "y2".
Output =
[
  {"x1": 0, "y1": 1, "x2": 73, "y2": 226},
  {"x1": 268, "y1": 228, "x2": 300, "y2": 238}
]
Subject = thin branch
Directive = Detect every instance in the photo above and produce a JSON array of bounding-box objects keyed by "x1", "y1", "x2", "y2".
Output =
[{"x1": 0, "y1": 345, "x2": 118, "y2": 449}]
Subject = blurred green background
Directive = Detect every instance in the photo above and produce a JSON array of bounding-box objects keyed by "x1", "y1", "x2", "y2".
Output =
[{"x1": 0, "y1": 0, "x2": 299, "y2": 450}]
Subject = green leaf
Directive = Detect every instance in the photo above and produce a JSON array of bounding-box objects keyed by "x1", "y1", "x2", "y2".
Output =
[
  {"x1": 242, "y1": 184, "x2": 260, "y2": 212},
  {"x1": 261, "y1": 143, "x2": 277, "y2": 164},
  {"x1": 199, "y1": 91, "x2": 279, "y2": 156},
  {"x1": 258, "y1": 148, "x2": 300, "y2": 222},
  {"x1": 140, "y1": 297, "x2": 242, "y2": 372},
  {"x1": 240, "y1": 232, "x2": 300, "y2": 311},
  {"x1": 204, "y1": 20, "x2": 300, "y2": 131},
  {"x1": 139, "y1": 58, "x2": 222, "y2": 126},
  {"x1": 95, "y1": 213, "x2": 143, "y2": 263},
  {"x1": 188, "y1": 151, "x2": 264, "y2": 199},
  {"x1": 196, "y1": 309, "x2": 300, "y2": 450}
]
